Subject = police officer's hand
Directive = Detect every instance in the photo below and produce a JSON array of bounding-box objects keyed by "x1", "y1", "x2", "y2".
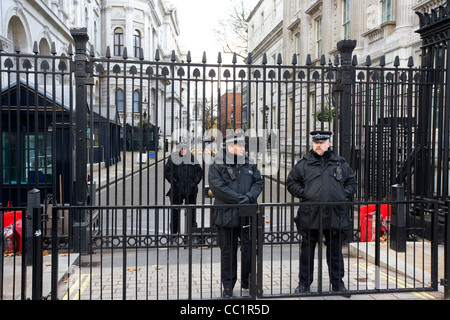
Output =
[
  {"x1": 238, "y1": 195, "x2": 250, "y2": 204},
  {"x1": 345, "y1": 190, "x2": 352, "y2": 201}
]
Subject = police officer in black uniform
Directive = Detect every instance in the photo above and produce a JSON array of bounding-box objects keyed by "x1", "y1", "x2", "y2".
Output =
[
  {"x1": 164, "y1": 141, "x2": 203, "y2": 236},
  {"x1": 287, "y1": 131, "x2": 357, "y2": 297},
  {"x1": 208, "y1": 132, "x2": 263, "y2": 298}
]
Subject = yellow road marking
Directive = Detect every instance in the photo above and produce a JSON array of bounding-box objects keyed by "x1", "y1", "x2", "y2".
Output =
[
  {"x1": 354, "y1": 262, "x2": 434, "y2": 300},
  {"x1": 62, "y1": 274, "x2": 92, "y2": 300}
]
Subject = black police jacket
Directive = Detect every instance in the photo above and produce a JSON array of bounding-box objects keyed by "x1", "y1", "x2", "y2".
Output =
[
  {"x1": 208, "y1": 149, "x2": 263, "y2": 228},
  {"x1": 164, "y1": 152, "x2": 203, "y2": 198},
  {"x1": 287, "y1": 149, "x2": 357, "y2": 230}
]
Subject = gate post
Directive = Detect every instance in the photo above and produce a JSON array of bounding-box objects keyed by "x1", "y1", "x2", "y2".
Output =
[
  {"x1": 445, "y1": 200, "x2": 450, "y2": 300},
  {"x1": 415, "y1": 4, "x2": 450, "y2": 201},
  {"x1": 390, "y1": 184, "x2": 406, "y2": 252},
  {"x1": 335, "y1": 40, "x2": 356, "y2": 165},
  {"x1": 71, "y1": 28, "x2": 89, "y2": 253},
  {"x1": 26, "y1": 189, "x2": 41, "y2": 266},
  {"x1": 31, "y1": 206, "x2": 43, "y2": 300}
]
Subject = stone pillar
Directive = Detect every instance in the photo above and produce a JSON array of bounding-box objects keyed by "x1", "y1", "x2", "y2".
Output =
[
  {"x1": 125, "y1": 6, "x2": 134, "y2": 55},
  {"x1": 102, "y1": 6, "x2": 112, "y2": 55},
  {"x1": 395, "y1": 0, "x2": 414, "y2": 29}
]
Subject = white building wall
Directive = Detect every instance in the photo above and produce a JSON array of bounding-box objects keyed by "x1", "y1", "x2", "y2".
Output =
[
  {"x1": 247, "y1": 0, "x2": 444, "y2": 168},
  {"x1": 0, "y1": 0, "x2": 186, "y2": 148}
]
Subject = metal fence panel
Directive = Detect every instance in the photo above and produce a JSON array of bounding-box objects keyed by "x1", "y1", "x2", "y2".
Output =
[{"x1": 1, "y1": 20, "x2": 449, "y2": 299}]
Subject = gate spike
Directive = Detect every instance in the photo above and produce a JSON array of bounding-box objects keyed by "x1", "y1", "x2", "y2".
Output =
[
  {"x1": 33, "y1": 41, "x2": 39, "y2": 54},
  {"x1": 90, "y1": 44, "x2": 95, "y2": 57},
  {"x1": 334, "y1": 54, "x2": 340, "y2": 66},
  {"x1": 306, "y1": 54, "x2": 311, "y2": 66},
  {"x1": 139, "y1": 48, "x2": 144, "y2": 61},
  {"x1": 0, "y1": 40, "x2": 3, "y2": 52},
  {"x1": 320, "y1": 54, "x2": 326, "y2": 66},
  {"x1": 187, "y1": 51, "x2": 191, "y2": 63},
  {"x1": 217, "y1": 52, "x2": 222, "y2": 64},
  {"x1": 366, "y1": 55, "x2": 372, "y2": 66},
  {"x1": 202, "y1": 51, "x2": 207, "y2": 63},
  {"x1": 247, "y1": 52, "x2": 253, "y2": 65},
  {"x1": 232, "y1": 52, "x2": 237, "y2": 64},
  {"x1": 380, "y1": 55, "x2": 386, "y2": 67},
  {"x1": 394, "y1": 55, "x2": 400, "y2": 67},
  {"x1": 171, "y1": 50, "x2": 176, "y2": 62},
  {"x1": 262, "y1": 53, "x2": 267, "y2": 65},
  {"x1": 352, "y1": 55, "x2": 358, "y2": 66},
  {"x1": 51, "y1": 42, "x2": 57, "y2": 55},
  {"x1": 155, "y1": 49, "x2": 160, "y2": 61},
  {"x1": 431, "y1": 8, "x2": 438, "y2": 21},
  {"x1": 408, "y1": 56, "x2": 414, "y2": 68},
  {"x1": 106, "y1": 46, "x2": 111, "y2": 59},
  {"x1": 416, "y1": 12, "x2": 426, "y2": 27},
  {"x1": 15, "y1": 40, "x2": 21, "y2": 53},
  {"x1": 276, "y1": 53, "x2": 282, "y2": 65},
  {"x1": 122, "y1": 47, "x2": 128, "y2": 60},
  {"x1": 68, "y1": 44, "x2": 73, "y2": 56},
  {"x1": 292, "y1": 53, "x2": 298, "y2": 66}
]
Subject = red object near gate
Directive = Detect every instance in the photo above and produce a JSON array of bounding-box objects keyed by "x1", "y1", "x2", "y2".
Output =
[
  {"x1": 2, "y1": 210, "x2": 23, "y2": 252},
  {"x1": 360, "y1": 205, "x2": 391, "y2": 242}
]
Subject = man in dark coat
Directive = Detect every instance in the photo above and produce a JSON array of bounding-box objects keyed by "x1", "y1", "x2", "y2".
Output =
[
  {"x1": 208, "y1": 132, "x2": 263, "y2": 298},
  {"x1": 287, "y1": 131, "x2": 357, "y2": 297},
  {"x1": 164, "y1": 141, "x2": 203, "y2": 236}
]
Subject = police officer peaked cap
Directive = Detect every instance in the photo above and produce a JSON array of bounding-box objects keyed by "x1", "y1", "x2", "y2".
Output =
[
  {"x1": 224, "y1": 132, "x2": 245, "y2": 145},
  {"x1": 310, "y1": 130, "x2": 332, "y2": 142}
]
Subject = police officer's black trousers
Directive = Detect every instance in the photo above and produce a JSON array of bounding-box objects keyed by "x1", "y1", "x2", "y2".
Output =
[
  {"x1": 217, "y1": 226, "x2": 251, "y2": 292},
  {"x1": 299, "y1": 229, "x2": 345, "y2": 288},
  {"x1": 170, "y1": 193, "x2": 198, "y2": 234}
]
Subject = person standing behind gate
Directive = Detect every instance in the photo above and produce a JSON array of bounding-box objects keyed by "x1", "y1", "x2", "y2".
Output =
[
  {"x1": 164, "y1": 141, "x2": 203, "y2": 238},
  {"x1": 208, "y1": 132, "x2": 263, "y2": 298},
  {"x1": 287, "y1": 131, "x2": 357, "y2": 297}
]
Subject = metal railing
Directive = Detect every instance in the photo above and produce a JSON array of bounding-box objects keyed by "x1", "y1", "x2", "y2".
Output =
[
  {"x1": 2, "y1": 3, "x2": 450, "y2": 299},
  {"x1": 2, "y1": 197, "x2": 441, "y2": 300}
]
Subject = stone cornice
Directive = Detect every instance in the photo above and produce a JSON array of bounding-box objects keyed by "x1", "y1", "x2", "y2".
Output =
[{"x1": 305, "y1": 0, "x2": 322, "y2": 19}]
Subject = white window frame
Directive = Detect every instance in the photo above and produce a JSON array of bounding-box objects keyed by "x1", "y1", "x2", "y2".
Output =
[
  {"x1": 316, "y1": 18, "x2": 322, "y2": 59},
  {"x1": 114, "y1": 28, "x2": 124, "y2": 57},
  {"x1": 343, "y1": 0, "x2": 351, "y2": 40},
  {"x1": 381, "y1": 0, "x2": 392, "y2": 23}
]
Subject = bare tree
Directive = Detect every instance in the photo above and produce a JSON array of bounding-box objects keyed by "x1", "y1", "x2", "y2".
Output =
[{"x1": 214, "y1": 0, "x2": 254, "y2": 61}]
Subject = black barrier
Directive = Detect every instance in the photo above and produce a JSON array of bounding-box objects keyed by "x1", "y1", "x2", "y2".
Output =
[
  {"x1": 390, "y1": 184, "x2": 406, "y2": 252},
  {"x1": 1, "y1": 4, "x2": 450, "y2": 299}
]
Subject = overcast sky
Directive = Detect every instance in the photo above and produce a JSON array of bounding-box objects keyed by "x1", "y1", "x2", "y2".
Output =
[{"x1": 168, "y1": 0, "x2": 259, "y2": 63}]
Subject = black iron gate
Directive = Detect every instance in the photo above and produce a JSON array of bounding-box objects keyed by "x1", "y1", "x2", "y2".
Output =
[{"x1": 1, "y1": 5, "x2": 450, "y2": 300}]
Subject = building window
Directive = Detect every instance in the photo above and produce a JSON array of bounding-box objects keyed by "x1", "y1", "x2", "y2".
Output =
[
  {"x1": 116, "y1": 89, "x2": 124, "y2": 112},
  {"x1": 2, "y1": 132, "x2": 52, "y2": 184},
  {"x1": 295, "y1": 33, "x2": 301, "y2": 64},
  {"x1": 134, "y1": 30, "x2": 141, "y2": 58},
  {"x1": 316, "y1": 18, "x2": 322, "y2": 59},
  {"x1": 114, "y1": 28, "x2": 124, "y2": 56},
  {"x1": 381, "y1": 0, "x2": 392, "y2": 22},
  {"x1": 133, "y1": 90, "x2": 140, "y2": 113},
  {"x1": 343, "y1": 0, "x2": 351, "y2": 39}
]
